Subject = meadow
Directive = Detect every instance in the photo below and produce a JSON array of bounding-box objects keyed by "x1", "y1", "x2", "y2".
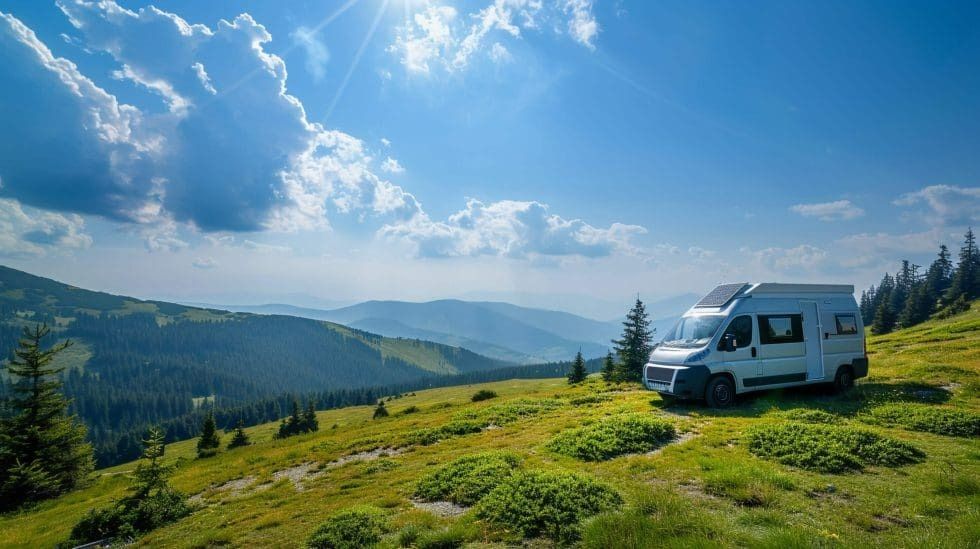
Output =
[{"x1": 1, "y1": 303, "x2": 977, "y2": 548}]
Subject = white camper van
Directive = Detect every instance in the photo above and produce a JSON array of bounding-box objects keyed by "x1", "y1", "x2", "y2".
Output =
[{"x1": 644, "y1": 283, "x2": 868, "y2": 407}]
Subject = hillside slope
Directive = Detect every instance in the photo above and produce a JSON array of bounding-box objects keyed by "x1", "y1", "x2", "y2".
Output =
[
  {"x1": 0, "y1": 266, "x2": 508, "y2": 465},
  {"x1": 2, "y1": 302, "x2": 977, "y2": 547}
]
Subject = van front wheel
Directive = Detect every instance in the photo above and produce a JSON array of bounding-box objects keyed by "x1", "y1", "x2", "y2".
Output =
[{"x1": 705, "y1": 376, "x2": 735, "y2": 408}]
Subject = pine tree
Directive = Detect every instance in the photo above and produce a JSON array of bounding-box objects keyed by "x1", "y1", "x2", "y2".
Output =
[
  {"x1": 925, "y1": 244, "x2": 954, "y2": 308},
  {"x1": 612, "y1": 298, "x2": 654, "y2": 382},
  {"x1": 373, "y1": 400, "x2": 388, "y2": 419},
  {"x1": 227, "y1": 419, "x2": 250, "y2": 449},
  {"x1": 600, "y1": 351, "x2": 616, "y2": 382},
  {"x1": 872, "y1": 294, "x2": 897, "y2": 334},
  {"x1": 134, "y1": 427, "x2": 172, "y2": 498},
  {"x1": 946, "y1": 228, "x2": 980, "y2": 303},
  {"x1": 567, "y1": 351, "x2": 587, "y2": 384},
  {"x1": 302, "y1": 401, "x2": 319, "y2": 433},
  {"x1": 0, "y1": 324, "x2": 93, "y2": 511},
  {"x1": 196, "y1": 409, "x2": 221, "y2": 458}
]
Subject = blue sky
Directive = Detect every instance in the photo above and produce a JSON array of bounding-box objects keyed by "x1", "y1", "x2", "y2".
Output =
[{"x1": 0, "y1": 0, "x2": 978, "y2": 318}]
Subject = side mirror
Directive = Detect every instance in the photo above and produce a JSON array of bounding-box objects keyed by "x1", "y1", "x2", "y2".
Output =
[{"x1": 719, "y1": 333, "x2": 736, "y2": 352}]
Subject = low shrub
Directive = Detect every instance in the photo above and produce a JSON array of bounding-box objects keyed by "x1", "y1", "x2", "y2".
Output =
[
  {"x1": 547, "y1": 414, "x2": 676, "y2": 461},
  {"x1": 471, "y1": 389, "x2": 497, "y2": 402},
  {"x1": 415, "y1": 522, "x2": 480, "y2": 549},
  {"x1": 407, "y1": 420, "x2": 484, "y2": 446},
  {"x1": 745, "y1": 423, "x2": 924, "y2": 473},
  {"x1": 781, "y1": 409, "x2": 838, "y2": 424},
  {"x1": 397, "y1": 405, "x2": 421, "y2": 416},
  {"x1": 476, "y1": 470, "x2": 621, "y2": 543},
  {"x1": 414, "y1": 451, "x2": 520, "y2": 505},
  {"x1": 68, "y1": 489, "x2": 190, "y2": 546},
  {"x1": 864, "y1": 404, "x2": 980, "y2": 437},
  {"x1": 307, "y1": 505, "x2": 386, "y2": 549},
  {"x1": 453, "y1": 398, "x2": 562, "y2": 427},
  {"x1": 569, "y1": 394, "x2": 612, "y2": 406}
]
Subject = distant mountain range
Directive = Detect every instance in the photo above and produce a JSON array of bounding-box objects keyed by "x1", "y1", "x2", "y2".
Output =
[{"x1": 189, "y1": 295, "x2": 695, "y2": 364}]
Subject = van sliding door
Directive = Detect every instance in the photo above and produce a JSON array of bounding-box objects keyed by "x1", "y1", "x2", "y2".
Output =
[{"x1": 800, "y1": 301, "x2": 825, "y2": 381}]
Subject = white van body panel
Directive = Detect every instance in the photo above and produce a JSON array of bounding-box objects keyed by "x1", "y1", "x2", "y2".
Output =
[{"x1": 644, "y1": 283, "x2": 867, "y2": 399}]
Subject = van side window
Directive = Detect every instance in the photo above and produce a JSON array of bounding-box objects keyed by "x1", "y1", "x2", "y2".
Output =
[
  {"x1": 835, "y1": 314, "x2": 858, "y2": 335},
  {"x1": 722, "y1": 315, "x2": 753, "y2": 348},
  {"x1": 759, "y1": 314, "x2": 804, "y2": 344}
]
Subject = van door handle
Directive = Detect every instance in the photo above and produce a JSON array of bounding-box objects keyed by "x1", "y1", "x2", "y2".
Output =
[{"x1": 751, "y1": 347, "x2": 757, "y2": 358}]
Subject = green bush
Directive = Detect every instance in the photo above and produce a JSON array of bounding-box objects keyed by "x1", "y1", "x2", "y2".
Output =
[
  {"x1": 407, "y1": 420, "x2": 484, "y2": 446},
  {"x1": 569, "y1": 394, "x2": 612, "y2": 406},
  {"x1": 547, "y1": 414, "x2": 676, "y2": 461},
  {"x1": 781, "y1": 409, "x2": 838, "y2": 424},
  {"x1": 745, "y1": 423, "x2": 924, "y2": 473},
  {"x1": 414, "y1": 452, "x2": 520, "y2": 505},
  {"x1": 415, "y1": 522, "x2": 480, "y2": 549},
  {"x1": 397, "y1": 405, "x2": 420, "y2": 416},
  {"x1": 68, "y1": 489, "x2": 190, "y2": 546},
  {"x1": 476, "y1": 470, "x2": 621, "y2": 543},
  {"x1": 471, "y1": 389, "x2": 497, "y2": 402},
  {"x1": 864, "y1": 404, "x2": 980, "y2": 437},
  {"x1": 453, "y1": 398, "x2": 562, "y2": 427},
  {"x1": 307, "y1": 506, "x2": 386, "y2": 549}
]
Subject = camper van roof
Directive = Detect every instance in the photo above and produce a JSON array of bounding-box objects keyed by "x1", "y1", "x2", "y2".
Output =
[
  {"x1": 743, "y1": 283, "x2": 855, "y2": 295},
  {"x1": 693, "y1": 282, "x2": 855, "y2": 309}
]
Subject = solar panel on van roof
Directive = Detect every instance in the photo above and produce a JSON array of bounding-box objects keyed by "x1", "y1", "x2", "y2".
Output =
[{"x1": 694, "y1": 283, "x2": 749, "y2": 308}]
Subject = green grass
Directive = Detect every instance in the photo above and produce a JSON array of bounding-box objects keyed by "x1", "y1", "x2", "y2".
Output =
[
  {"x1": 863, "y1": 403, "x2": 980, "y2": 437},
  {"x1": 1, "y1": 304, "x2": 979, "y2": 547}
]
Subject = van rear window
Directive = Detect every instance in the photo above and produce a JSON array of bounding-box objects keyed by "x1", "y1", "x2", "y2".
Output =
[
  {"x1": 835, "y1": 314, "x2": 858, "y2": 335},
  {"x1": 759, "y1": 314, "x2": 803, "y2": 344}
]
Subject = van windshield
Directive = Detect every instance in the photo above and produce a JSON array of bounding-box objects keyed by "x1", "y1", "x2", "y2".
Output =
[{"x1": 661, "y1": 315, "x2": 725, "y2": 349}]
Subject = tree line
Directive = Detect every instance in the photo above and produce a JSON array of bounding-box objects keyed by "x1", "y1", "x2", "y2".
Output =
[{"x1": 860, "y1": 228, "x2": 979, "y2": 334}]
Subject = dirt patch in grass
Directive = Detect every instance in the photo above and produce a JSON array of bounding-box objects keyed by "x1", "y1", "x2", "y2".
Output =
[
  {"x1": 189, "y1": 475, "x2": 257, "y2": 504},
  {"x1": 745, "y1": 423, "x2": 925, "y2": 473},
  {"x1": 267, "y1": 447, "x2": 409, "y2": 491},
  {"x1": 410, "y1": 500, "x2": 469, "y2": 518}
]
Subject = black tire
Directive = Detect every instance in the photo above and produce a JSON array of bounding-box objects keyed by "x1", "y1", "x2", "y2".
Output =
[
  {"x1": 834, "y1": 366, "x2": 855, "y2": 393},
  {"x1": 705, "y1": 376, "x2": 736, "y2": 408},
  {"x1": 658, "y1": 393, "x2": 678, "y2": 405}
]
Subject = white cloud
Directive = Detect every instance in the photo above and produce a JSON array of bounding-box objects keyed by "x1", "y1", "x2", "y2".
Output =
[
  {"x1": 789, "y1": 199, "x2": 864, "y2": 221},
  {"x1": 834, "y1": 230, "x2": 941, "y2": 268},
  {"x1": 390, "y1": 0, "x2": 595, "y2": 75},
  {"x1": 0, "y1": 199, "x2": 92, "y2": 257},
  {"x1": 291, "y1": 25, "x2": 329, "y2": 82},
  {"x1": 747, "y1": 244, "x2": 828, "y2": 272},
  {"x1": 192, "y1": 257, "x2": 218, "y2": 269},
  {"x1": 381, "y1": 157, "x2": 405, "y2": 174},
  {"x1": 382, "y1": 199, "x2": 646, "y2": 258},
  {"x1": 563, "y1": 0, "x2": 598, "y2": 49},
  {"x1": 893, "y1": 185, "x2": 980, "y2": 226}
]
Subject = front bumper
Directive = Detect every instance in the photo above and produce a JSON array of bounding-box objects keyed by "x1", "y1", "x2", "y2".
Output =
[{"x1": 644, "y1": 363, "x2": 711, "y2": 399}]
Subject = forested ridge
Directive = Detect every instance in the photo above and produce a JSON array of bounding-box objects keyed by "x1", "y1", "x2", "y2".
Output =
[{"x1": 0, "y1": 266, "x2": 552, "y2": 467}]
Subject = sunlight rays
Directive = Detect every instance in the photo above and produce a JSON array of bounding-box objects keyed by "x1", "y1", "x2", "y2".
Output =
[{"x1": 325, "y1": 0, "x2": 391, "y2": 121}]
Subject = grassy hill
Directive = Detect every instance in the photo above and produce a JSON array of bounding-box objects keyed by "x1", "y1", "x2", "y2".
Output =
[{"x1": 1, "y1": 302, "x2": 977, "y2": 547}]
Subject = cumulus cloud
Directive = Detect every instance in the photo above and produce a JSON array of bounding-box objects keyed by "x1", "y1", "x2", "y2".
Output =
[
  {"x1": 834, "y1": 230, "x2": 941, "y2": 268},
  {"x1": 0, "y1": 3, "x2": 638, "y2": 262},
  {"x1": 382, "y1": 199, "x2": 646, "y2": 258},
  {"x1": 893, "y1": 185, "x2": 980, "y2": 226},
  {"x1": 789, "y1": 199, "x2": 864, "y2": 221},
  {"x1": 390, "y1": 0, "x2": 595, "y2": 75},
  {"x1": 0, "y1": 199, "x2": 92, "y2": 257}
]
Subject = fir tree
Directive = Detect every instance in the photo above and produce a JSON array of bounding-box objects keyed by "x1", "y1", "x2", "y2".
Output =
[
  {"x1": 134, "y1": 427, "x2": 172, "y2": 498},
  {"x1": 946, "y1": 228, "x2": 980, "y2": 303},
  {"x1": 612, "y1": 298, "x2": 654, "y2": 382},
  {"x1": 196, "y1": 409, "x2": 221, "y2": 458},
  {"x1": 373, "y1": 400, "x2": 388, "y2": 419},
  {"x1": 227, "y1": 420, "x2": 250, "y2": 449},
  {"x1": 302, "y1": 401, "x2": 319, "y2": 433},
  {"x1": 0, "y1": 324, "x2": 93, "y2": 511},
  {"x1": 872, "y1": 295, "x2": 897, "y2": 334},
  {"x1": 924, "y1": 244, "x2": 953, "y2": 308},
  {"x1": 567, "y1": 351, "x2": 587, "y2": 384},
  {"x1": 600, "y1": 351, "x2": 616, "y2": 382}
]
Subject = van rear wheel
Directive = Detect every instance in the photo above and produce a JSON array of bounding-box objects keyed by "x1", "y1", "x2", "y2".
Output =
[
  {"x1": 705, "y1": 376, "x2": 735, "y2": 408},
  {"x1": 834, "y1": 366, "x2": 855, "y2": 393}
]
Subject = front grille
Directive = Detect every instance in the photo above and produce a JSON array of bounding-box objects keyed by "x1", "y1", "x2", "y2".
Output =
[{"x1": 646, "y1": 366, "x2": 675, "y2": 382}]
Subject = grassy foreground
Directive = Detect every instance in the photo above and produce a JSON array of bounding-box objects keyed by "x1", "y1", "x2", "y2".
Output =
[{"x1": 1, "y1": 305, "x2": 978, "y2": 548}]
